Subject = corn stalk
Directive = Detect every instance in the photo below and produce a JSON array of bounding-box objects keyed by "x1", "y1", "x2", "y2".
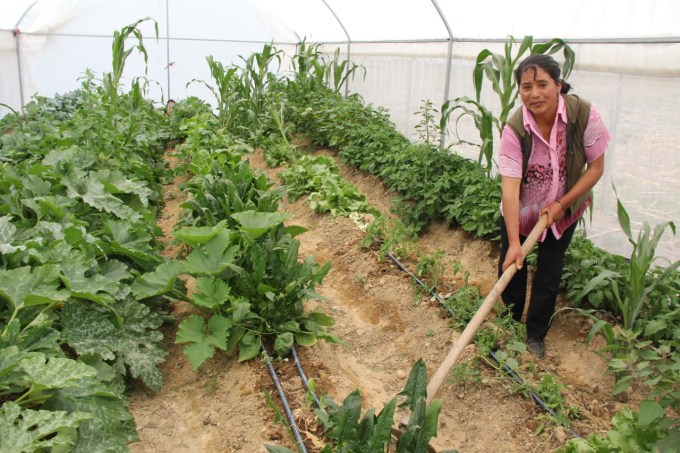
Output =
[{"x1": 103, "y1": 17, "x2": 158, "y2": 101}]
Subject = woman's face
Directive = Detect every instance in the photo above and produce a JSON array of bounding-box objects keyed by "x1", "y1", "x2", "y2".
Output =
[{"x1": 519, "y1": 66, "x2": 561, "y2": 119}]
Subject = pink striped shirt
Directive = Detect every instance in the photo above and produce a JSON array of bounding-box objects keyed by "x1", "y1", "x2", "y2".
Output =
[{"x1": 499, "y1": 95, "x2": 610, "y2": 241}]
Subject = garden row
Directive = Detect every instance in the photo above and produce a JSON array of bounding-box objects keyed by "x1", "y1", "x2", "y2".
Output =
[
  {"x1": 247, "y1": 41, "x2": 679, "y2": 451},
  {"x1": 1, "y1": 21, "x2": 678, "y2": 451},
  {"x1": 0, "y1": 69, "x2": 173, "y2": 450}
]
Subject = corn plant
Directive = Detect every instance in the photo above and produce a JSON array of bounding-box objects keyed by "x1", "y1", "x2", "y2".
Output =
[
  {"x1": 323, "y1": 47, "x2": 365, "y2": 93},
  {"x1": 567, "y1": 187, "x2": 680, "y2": 442},
  {"x1": 290, "y1": 40, "x2": 363, "y2": 94},
  {"x1": 103, "y1": 17, "x2": 158, "y2": 100},
  {"x1": 473, "y1": 35, "x2": 575, "y2": 128},
  {"x1": 578, "y1": 186, "x2": 679, "y2": 331},
  {"x1": 444, "y1": 35, "x2": 575, "y2": 174},
  {"x1": 291, "y1": 40, "x2": 326, "y2": 90},
  {"x1": 441, "y1": 97, "x2": 498, "y2": 175},
  {"x1": 189, "y1": 56, "x2": 241, "y2": 128},
  {"x1": 238, "y1": 43, "x2": 283, "y2": 125}
]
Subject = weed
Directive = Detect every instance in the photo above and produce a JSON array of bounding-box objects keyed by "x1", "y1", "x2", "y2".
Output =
[
  {"x1": 450, "y1": 359, "x2": 482, "y2": 386},
  {"x1": 360, "y1": 215, "x2": 417, "y2": 261},
  {"x1": 414, "y1": 248, "x2": 446, "y2": 299},
  {"x1": 203, "y1": 377, "x2": 218, "y2": 395}
]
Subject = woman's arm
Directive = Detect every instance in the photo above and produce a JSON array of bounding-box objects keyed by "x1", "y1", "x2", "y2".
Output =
[{"x1": 501, "y1": 176, "x2": 524, "y2": 271}]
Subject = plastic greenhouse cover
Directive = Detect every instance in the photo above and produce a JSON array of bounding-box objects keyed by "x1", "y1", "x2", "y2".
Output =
[{"x1": 3, "y1": 0, "x2": 680, "y2": 42}]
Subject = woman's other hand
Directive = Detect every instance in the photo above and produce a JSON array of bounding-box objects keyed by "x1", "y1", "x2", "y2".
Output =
[
  {"x1": 502, "y1": 242, "x2": 524, "y2": 271},
  {"x1": 541, "y1": 200, "x2": 566, "y2": 227}
]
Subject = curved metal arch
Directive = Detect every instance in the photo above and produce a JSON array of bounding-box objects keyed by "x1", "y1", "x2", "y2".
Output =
[
  {"x1": 321, "y1": 0, "x2": 352, "y2": 96},
  {"x1": 14, "y1": 0, "x2": 39, "y2": 112}
]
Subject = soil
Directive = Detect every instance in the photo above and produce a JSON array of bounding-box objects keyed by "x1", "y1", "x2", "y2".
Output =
[{"x1": 128, "y1": 146, "x2": 641, "y2": 453}]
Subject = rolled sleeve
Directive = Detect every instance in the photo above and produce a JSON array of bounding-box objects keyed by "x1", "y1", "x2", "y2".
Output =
[
  {"x1": 499, "y1": 125, "x2": 523, "y2": 178},
  {"x1": 583, "y1": 104, "x2": 611, "y2": 162}
]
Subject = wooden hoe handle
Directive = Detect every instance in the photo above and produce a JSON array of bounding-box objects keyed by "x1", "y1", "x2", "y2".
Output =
[{"x1": 424, "y1": 214, "x2": 548, "y2": 406}]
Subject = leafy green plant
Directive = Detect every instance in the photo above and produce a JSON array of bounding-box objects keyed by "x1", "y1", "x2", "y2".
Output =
[
  {"x1": 265, "y1": 359, "x2": 457, "y2": 453},
  {"x1": 359, "y1": 214, "x2": 418, "y2": 261},
  {"x1": 414, "y1": 99, "x2": 440, "y2": 147},
  {"x1": 0, "y1": 20, "x2": 172, "y2": 450},
  {"x1": 181, "y1": 160, "x2": 283, "y2": 228},
  {"x1": 167, "y1": 216, "x2": 337, "y2": 369},
  {"x1": 261, "y1": 134, "x2": 301, "y2": 168},
  {"x1": 562, "y1": 234, "x2": 628, "y2": 311},
  {"x1": 579, "y1": 188, "x2": 679, "y2": 331},
  {"x1": 442, "y1": 272, "x2": 483, "y2": 331},
  {"x1": 278, "y1": 154, "x2": 371, "y2": 217},
  {"x1": 533, "y1": 374, "x2": 580, "y2": 429},
  {"x1": 413, "y1": 249, "x2": 446, "y2": 303},
  {"x1": 557, "y1": 404, "x2": 677, "y2": 453}
]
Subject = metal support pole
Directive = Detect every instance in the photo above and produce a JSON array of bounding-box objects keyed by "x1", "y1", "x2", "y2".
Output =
[
  {"x1": 15, "y1": 31, "x2": 25, "y2": 113},
  {"x1": 345, "y1": 41, "x2": 351, "y2": 97},
  {"x1": 14, "y1": 1, "x2": 39, "y2": 113},
  {"x1": 430, "y1": 0, "x2": 454, "y2": 149},
  {"x1": 165, "y1": 0, "x2": 171, "y2": 101}
]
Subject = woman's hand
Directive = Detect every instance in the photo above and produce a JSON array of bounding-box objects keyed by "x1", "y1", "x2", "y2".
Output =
[
  {"x1": 502, "y1": 242, "x2": 524, "y2": 271},
  {"x1": 541, "y1": 200, "x2": 566, "y2": 227}
]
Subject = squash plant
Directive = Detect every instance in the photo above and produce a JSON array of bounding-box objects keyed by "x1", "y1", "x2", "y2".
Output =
[{"x1": 0, "y1": 39, "x2": 172, "y2": 453}]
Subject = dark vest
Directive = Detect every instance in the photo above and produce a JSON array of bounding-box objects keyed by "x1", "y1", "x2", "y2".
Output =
[{"x1": 506, "y1": 94, "x2": 591, "y2": 217}]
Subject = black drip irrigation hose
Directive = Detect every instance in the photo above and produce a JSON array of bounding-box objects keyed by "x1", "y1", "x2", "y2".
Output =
[
  {"x1": 261, "y1": 344, "x2": 308, "y2": 453},
  {"x1": 387, "y1": 251, "x2": 445, "y2": 305},
  {"x1": 291, "y1": 344, "x2": 327, "y2": 416},
  {"x1": 488, "y1": 350, "x2": 580, "y2": 438},
  {"x1": 386, "y1": 250, "x2": 581, "y2": 438}
]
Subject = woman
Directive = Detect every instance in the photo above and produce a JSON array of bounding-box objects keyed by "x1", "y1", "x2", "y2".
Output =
[{"x1": 498, "y1": 54, "x2": 610, "y2": 359}]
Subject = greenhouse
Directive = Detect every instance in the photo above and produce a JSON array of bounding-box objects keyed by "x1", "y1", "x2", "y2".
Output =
[{"x1": 1, "y1": 1, "x2": 678, "y2": 452}]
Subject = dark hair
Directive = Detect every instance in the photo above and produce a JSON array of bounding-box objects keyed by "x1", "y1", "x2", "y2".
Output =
[{"x1": 515, "y1": 54, "x2": 571, "y2": 94}]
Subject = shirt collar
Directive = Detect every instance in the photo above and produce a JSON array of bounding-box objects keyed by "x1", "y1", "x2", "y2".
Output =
[{"x1": 521, "y1": 94, "x2": 568, "y2": 131}]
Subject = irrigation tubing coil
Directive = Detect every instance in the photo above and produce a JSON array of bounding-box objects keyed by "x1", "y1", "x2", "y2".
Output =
[{"x1": 386, "y1": 251, "x2": 581, "y2": 438}]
